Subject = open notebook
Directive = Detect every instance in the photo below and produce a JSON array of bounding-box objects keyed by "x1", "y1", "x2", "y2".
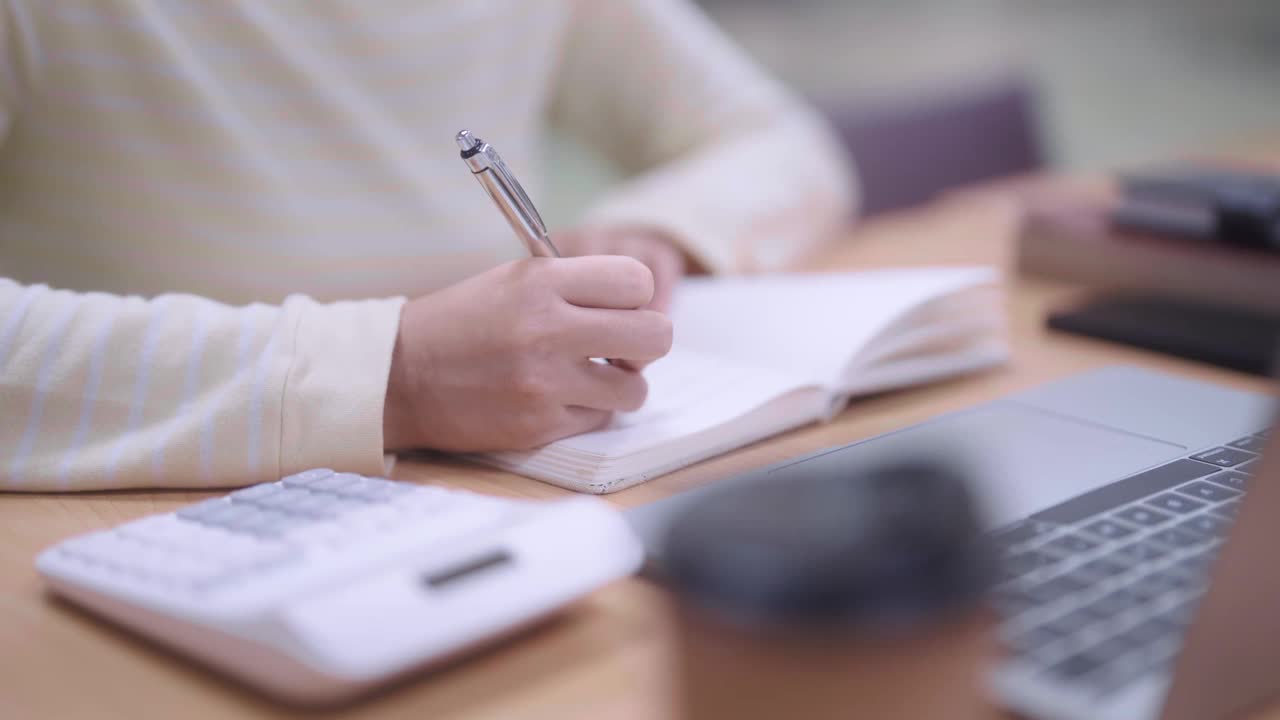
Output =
[{"x1": 470, "y1": 267, "x2": 1007, "y2": 494}]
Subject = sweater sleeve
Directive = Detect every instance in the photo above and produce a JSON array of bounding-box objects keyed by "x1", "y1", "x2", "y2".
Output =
[
  {"x1": 549, "y1": 0, "x2": 858, "y2": 273},
  {"x1": 0, "y1": 278, "x2": 404, "y2": 491}
]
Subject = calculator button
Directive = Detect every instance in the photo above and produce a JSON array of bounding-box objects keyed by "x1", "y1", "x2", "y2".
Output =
[
  {"x1": 230, "y1": 482, "x2": 285, "y2": 502},
  {"x1": 281, "y1": 468, "x2": 336, "y2": 488}
]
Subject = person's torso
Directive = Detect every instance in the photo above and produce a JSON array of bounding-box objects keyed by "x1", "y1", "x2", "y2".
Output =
[{"x1": 0, "y1": 0, "x2": 572, "y2": 303}]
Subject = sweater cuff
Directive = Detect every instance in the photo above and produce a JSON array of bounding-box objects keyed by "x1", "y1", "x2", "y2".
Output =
[{"x1": 279, "y1": 295, "x2": 405, "y2": 477}]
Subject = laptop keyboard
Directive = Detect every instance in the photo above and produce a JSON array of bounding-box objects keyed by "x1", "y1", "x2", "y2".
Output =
[{"x1": 991, "y1": 429, "x2": 1269, "y2": 695}]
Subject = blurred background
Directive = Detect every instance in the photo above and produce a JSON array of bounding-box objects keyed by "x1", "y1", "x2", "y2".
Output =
[{"x1": 548, "y1": 0, "x2": 1280, "y2": 222}]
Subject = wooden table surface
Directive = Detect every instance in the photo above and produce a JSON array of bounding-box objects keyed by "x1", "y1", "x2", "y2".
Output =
[{"x1": 2, "y1": 182, "x2": 1275, "y2": 720}]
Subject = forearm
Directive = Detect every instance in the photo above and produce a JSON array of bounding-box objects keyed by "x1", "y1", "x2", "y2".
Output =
[
  {"x1": 553, "y1": 0, "x2": 857, "y2": 273},
  {"x1": 582, "y1": 108, "x2": 856, "y2": 273},
  {"x1": 0, "y1": 278, "x2": 402, "y2": 491}
]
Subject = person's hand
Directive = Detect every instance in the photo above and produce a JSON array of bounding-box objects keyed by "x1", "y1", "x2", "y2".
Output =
[
  {"x1": 382, "y1": 256, "x2": 673, "y2": 452},
  {"x1": 554, "y1": 228, "x2": 690, "y2": 314}
]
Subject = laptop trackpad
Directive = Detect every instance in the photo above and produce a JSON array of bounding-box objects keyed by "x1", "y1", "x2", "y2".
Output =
[{"x1": 772, "y1": 404, "x2": 1188, "y2": 528}]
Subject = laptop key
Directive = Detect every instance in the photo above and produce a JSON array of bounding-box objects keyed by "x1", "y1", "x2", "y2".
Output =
[
  {"x1": 1190, "y1": 447, "x2": 1256, "y2": 468},
  {"x1": 1146, "y1": 493, "x2": 1207, "y2": 515},
  {"x1": 1118, "y1": 616, "x2": 1178, "y2": 648},
  {"x1": 1175, "y1": 549, "x2": 1219, "y2": 579},
  {"x1": 1148, "y1": 527, "x2": 1209, "y2": 550},
  {"x1": 991, "y1": 586, "x2": 1040, "y2": 618},
  {"x1": 1042, "y1": 533, "x2": 1100, "y2": 556},
  {"x1": 1235, "y1": 458, "x2": 1261, "y2": 476},
  {"x1": 1081, "y1": 518, "x2": 1138, "y2": 541},
  {"x1": 1025, "y1": 574, "x2": 1094, "y2": 604},
  {"x1": 1175, "y1": 481, "x2": 1241, "y2": 503},
  {"x1": 1211, "y1": 500, "x2": 1242, "y2": 521},
  {"x1": 1176, "y1": 514, "x2": 1231, "y2": 538},
  {"x1": 1088, "y1": 588, "x2": 1141, "y2": 619},
  {"x1": 1074, "y1": 556, "x2": 1130, "y2": 582},
  {"x1": 1228, "y1": 435, "x2": 1268, "y2": 453},
  {"x1": 1109, "y1": 540, "x2": 1173, "y2": 565},
  {"x1": 1205, "y1": 471, "x2": 1249, "y2": 493},
  {"x1": 1007, "y1": 625, "x2": 1069, "y2": 657},
  {"x1": 1031, "y1": 460, "x2": 1217, "y2": 525},
  {"x1": 992, "y1": 520, "x2": 1059, "y2": 548},
  {"x1": 1043, "y1": 607, "x2": 1105, "y2": 638},
  {"x1": 1115, "y1": 505, "x2": 1173, "y2": 528},
  {"x1": 1000, "y1": 548, "x2": 1063, "y2": 582}
]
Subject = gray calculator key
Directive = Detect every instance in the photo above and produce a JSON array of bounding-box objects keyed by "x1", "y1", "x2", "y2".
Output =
[
  {"x1": 281, "y1": 468, "x2": 336, "y2": 488},
  {"x1": 1146, "y1": 493, "x2": 1206, "y2": 515},
  {"x1": 308, "y1": 472, "x2": 364, "y2": 493},
  {"x1": 1205, "y1": 471, "x2": 1249, "y2": 492},
  {"x1": 1115, "y1": 506, "x2": 1172, "y2": 527},
  {"x1": 1191, "y1": 447, "x2": 1256, "y2": 468},
  {"x1": 176, "y1": 498, "x2": 233, "y2": 521},
  {"x1": 1082, "y1": 519, "x2": 1137, "y2": 541},
  {"x1": 1175, "y1": 481, "x2": 1240, "y2": 503},
  {"x1": 230, "y1": 482, "x2": 285, "y2": 502},
  {"x1": 1228, "y1": 435, "x2": 1267, "y2": 453}
]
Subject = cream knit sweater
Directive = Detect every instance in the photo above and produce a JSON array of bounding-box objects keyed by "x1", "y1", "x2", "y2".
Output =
[{"x1": 0, "y1": 0, "x2": 854, "y2": 491}]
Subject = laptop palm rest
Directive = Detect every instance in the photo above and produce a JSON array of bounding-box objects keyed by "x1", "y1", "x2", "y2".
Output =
[
  {"x1": 631, "y1": 404, "x2": 1184, "y2": 563},
  {"x1": 764, "y1": 405, "x2": 1185, "y2": 530}
]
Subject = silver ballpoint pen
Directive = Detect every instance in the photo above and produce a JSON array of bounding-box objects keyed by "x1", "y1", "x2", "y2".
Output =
[{"x1": 456, "y1": 129, "x2": 562, "y2": 258}]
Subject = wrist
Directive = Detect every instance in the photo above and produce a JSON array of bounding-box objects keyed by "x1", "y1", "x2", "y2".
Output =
[{"x1": 382, "y1": 317, "x2": 419, "y2": 451}]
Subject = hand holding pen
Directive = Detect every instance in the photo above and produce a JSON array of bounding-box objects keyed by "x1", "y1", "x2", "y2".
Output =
[{"x1": 375, "y1": 133, "x2": 674, "y2": 453}]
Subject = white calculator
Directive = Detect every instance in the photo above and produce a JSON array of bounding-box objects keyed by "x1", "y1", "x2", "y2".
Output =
[{"x1": 36, "y1": 469, "x2": 643, "y2": 705}]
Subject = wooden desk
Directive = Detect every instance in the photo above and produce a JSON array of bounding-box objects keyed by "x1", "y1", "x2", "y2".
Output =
[{"x1": 2, "y1": 191, "x2": 1274, "y2": 720}]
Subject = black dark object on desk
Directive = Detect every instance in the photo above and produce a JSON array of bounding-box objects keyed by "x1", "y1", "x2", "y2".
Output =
[
  {"x1": 1049, "y1": 295, "x2": 1280, "y2": 376},
  {"x1": 662, "y1": 458, "x2": 994, "y2": 633},
  {"x1": 1114, "y1": 167, "x2": 1280, "y2": 251}
]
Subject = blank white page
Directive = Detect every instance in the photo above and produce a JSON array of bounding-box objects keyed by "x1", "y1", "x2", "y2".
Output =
[
  {"x1": 669, "y1": 267, "x2": 999, "y2": 387},
  {"x1": 549, "y1": 347, "x2": 813, "y2": 457}
]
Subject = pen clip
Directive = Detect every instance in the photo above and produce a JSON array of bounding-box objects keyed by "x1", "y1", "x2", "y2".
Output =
[{"x1": 489, "y1": 152, "x2": 549, "y2": 240}]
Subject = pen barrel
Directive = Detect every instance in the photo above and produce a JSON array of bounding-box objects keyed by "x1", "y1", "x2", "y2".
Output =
[{"x1": 473, "y1": 169, "x2": 560, "y2": 258}]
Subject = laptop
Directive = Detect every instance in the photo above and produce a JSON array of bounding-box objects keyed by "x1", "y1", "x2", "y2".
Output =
[{"x1": 627, "y1": 365, "x2": 1279, "y2": 720}]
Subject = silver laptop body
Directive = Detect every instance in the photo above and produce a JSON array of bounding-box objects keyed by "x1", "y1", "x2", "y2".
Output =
[{"x1": 628, "y1": 366, "x2": 1278, "y2": 720}]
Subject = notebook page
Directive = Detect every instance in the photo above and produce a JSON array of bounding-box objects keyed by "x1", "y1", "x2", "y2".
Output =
[
  {"x1": 670, "y1": 268, "x2": 998, "y2": 388},
  {"x1": 547, "y1": 346, "x2": 816, "y2": 458}
]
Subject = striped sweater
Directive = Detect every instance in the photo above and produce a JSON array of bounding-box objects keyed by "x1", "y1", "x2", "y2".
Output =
[{"x1": 0, "y1": 0, "x2": 855, "y2": 491}]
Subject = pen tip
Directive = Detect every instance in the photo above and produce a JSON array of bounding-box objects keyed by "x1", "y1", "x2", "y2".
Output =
[{"x1": 456, "y1": 130, "x2": 479, "y2": 152}]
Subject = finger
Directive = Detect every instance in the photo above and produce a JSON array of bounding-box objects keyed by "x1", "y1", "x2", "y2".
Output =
[
  {"x1": 551, "y1": 256, "x2": 654, "y2": 310},
  {"x1": 546, "y1": 406, "x2": 613, "y2": 444},
  {"x1": 637, "y1": 245, "x2": 685, "y2": 314},
  {"x1": 561, "y1": 360, "x2": 650, "y2": 412},
  {"x1": 561, "y1": 307, "x2": 673, "y2": 366}
]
